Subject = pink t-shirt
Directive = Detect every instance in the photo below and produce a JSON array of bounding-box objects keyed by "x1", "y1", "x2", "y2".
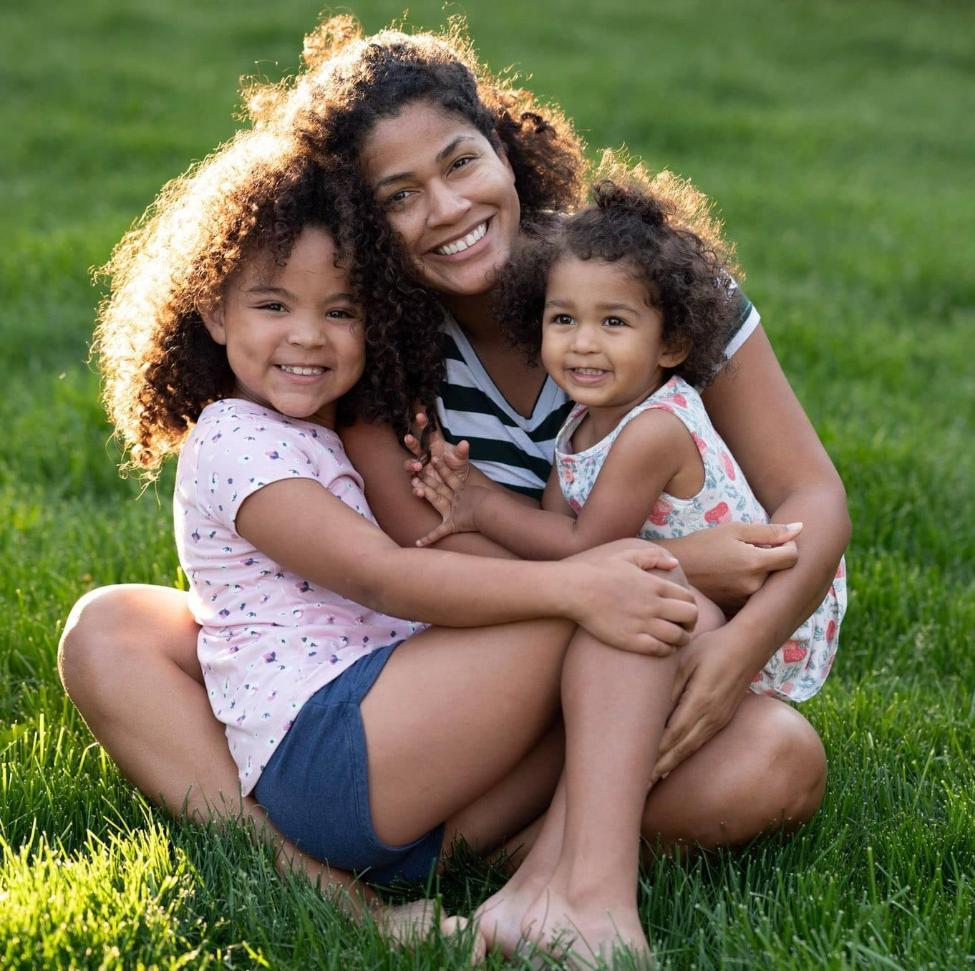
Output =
[{"x1": 174, "y1": 398, "x2": 422, "y2": 795}]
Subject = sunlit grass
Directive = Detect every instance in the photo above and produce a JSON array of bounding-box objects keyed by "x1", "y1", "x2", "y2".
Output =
[{"x1": 2, "y1": 0, "x2": 973, "y2": 966}]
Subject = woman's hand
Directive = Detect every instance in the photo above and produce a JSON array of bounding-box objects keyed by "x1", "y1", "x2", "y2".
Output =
[
  {"x1": 650, "y1": 626, "x2": 757, "y2": 782},
  {"x1": 666, "y1": 521, "x2": 803, "y2": 613},
  {"x1": 567, "y1": 539, "x2": 699, "y2": 657}
]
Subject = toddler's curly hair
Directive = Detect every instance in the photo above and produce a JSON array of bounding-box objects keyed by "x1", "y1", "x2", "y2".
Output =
[
  {"x1": 243, "y1": 14, "x2": 587, "y2": 219},
  {"x1": 497, "y1": 154, "x2": 742, "y2": 390},
  {"x1": 94, "y1": 127, "x2": 446, "y2": 479}
]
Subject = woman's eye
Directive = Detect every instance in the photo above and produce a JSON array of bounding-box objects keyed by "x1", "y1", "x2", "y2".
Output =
[
  {"x1": 385, "y1": 189, "x2": 413, "y2": 208},
  {"x1": 603, "y1": 316, "x2": 627, "y2": 327},
  {"x1": 450, "y1": 155, "x2": 475, "y2": 172}
]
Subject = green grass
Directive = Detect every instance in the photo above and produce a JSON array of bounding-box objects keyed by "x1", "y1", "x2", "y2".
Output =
[{"x1": 2, "y1": 0, "x2": 974, "y2": 966}]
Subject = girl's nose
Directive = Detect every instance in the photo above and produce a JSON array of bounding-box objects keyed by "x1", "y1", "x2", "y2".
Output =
[
  {"x1": 287, "y1": 316, "x2": 326, "y2": 347},
  {"x1": 569, "y1": 324, "x2": 600, "y2": 352},
  {"x1": 426, "y1": 178, "x2": 471, "y2": 227}
]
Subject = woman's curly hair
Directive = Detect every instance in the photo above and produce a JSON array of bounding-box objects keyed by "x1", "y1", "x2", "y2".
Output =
[
  {"x1": 94, "y1": 127, "x2": 446, "y2": 479},
  {"x1": 243, "y1": 15, "x2": 587, "y2": 219},
  {"x1": 497, "y1": 153, "x2": 742, "y2": 390}
]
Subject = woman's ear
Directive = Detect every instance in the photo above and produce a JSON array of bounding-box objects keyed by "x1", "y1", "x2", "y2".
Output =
[
  {"x1": 491, "y1": 130, "x2": 515, "y2": 176},
  {"x1": 199, "y1": 300, "x2": 228, "y2": 346}
]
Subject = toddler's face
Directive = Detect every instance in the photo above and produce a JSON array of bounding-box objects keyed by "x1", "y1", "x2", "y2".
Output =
[
  {"x1": 540, "y1": 257, "x2": 683, "y2": 412},
  {"x1": 202, "y1": 226, "x2": 365, "y2": 428}
]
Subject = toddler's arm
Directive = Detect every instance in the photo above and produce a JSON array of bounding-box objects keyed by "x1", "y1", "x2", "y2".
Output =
[{"x1": 414, "y1": 409, "x2": 698, "y2": 560}]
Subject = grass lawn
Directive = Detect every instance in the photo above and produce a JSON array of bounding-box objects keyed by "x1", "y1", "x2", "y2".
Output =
[{"x1": 2, "y1": 0, "x2": 974, "y2": 967}]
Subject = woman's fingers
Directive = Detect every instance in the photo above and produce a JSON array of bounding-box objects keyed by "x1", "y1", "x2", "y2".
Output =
[
  {"x1": 753, "y1": 540, "x2": 800, "y2": 571},
  {"x1": 738, "y1": 521, "x2": 802, "y2": 548}
]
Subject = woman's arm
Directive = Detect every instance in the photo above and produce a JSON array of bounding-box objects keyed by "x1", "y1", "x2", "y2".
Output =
[
  {"x1": 236, "y1": 478, "x2": 698, "y2": 656},
  {"x1": 342, "y1": 419, "x2": 522, "y2": 556}
]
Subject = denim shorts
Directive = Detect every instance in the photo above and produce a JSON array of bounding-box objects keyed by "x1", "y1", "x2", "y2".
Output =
[{"x1": 253, "y1": 643, "x2": 445, "y2": 887}]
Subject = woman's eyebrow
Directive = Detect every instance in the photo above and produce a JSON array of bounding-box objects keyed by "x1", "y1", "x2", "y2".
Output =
[{"x1": 374, "y1": 136, "x2": 477, "y2": 189}]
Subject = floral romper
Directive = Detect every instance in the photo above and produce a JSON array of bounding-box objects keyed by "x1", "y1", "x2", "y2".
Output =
[{"x1": 555, "y1": 375, "x2": 846, "y2": 702}]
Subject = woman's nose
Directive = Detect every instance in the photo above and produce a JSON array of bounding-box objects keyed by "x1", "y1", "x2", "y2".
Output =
[{"x1": 426, "y1": 179, "x2": 471, "y2": 227}]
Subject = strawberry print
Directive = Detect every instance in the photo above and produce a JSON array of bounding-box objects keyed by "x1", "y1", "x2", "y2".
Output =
[{"x1": 554, "y1": 375, "x2": 846, "y2": 705}]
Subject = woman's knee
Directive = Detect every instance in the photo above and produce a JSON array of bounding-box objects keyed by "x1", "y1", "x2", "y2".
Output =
[
  {"x1": 58, "y1": 584, "x2": 199, "y2": 702},
  {"x1": 754, "y1": 701, "x2": 827, "y2": 826}
]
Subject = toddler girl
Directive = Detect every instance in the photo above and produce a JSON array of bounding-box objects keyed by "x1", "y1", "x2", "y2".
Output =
[
  {"x1": 94, "y1": 127, "x2": 700, "y2": 964},
  {"x1": 411, "y1": 161, "x2": 846, "y2": 702}
]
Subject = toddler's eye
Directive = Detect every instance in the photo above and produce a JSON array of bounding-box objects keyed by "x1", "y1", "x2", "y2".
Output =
[
  {"x1": 603, "y1": 316, "x2": 628, "y2": 328},
  {"x1": 550, "y1": 313, "x2": 574, "y2": 326},
  {"x1": 260, "y1": 302, "x2": 286, "y2": 313},
  {"x1": 327, "y1": 307, "x2": 357, "y2": 319}
]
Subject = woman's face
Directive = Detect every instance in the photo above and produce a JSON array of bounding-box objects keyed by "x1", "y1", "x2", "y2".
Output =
[{"x1": 361, "y1": 100, "x2": 521, "y2": 299}]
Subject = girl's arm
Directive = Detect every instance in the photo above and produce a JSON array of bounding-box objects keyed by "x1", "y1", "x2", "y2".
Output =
[
  {"x1": 235, "y1": 477, "x2": 698, "y2": 656},
  {"x1": 651, "y1": 325, "x2": 850, "y2": 780}
]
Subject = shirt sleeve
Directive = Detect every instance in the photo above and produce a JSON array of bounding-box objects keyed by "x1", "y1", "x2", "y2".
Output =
[
  {"x1": 192, "y1": 416, "x2": 339, "y2": 531},
  {"x1": 723, "y1": 283, "x2": 761, "y2": 359}
]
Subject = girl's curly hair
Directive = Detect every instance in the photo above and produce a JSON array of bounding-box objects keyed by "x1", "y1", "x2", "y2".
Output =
[
  {"x1": 94, "y1": 127, "x2": 445, "y2": 478},
  {"x1": 243, "y1": 15, "x2": 587, "y2": 219},
  {"x1": 497, "y1": 153, "x2": 742, "y2": 390}
]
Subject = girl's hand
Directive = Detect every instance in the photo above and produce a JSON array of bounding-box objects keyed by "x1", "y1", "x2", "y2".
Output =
[
  {"x1": 412, "y1": 455, "x2": 487, "y2": 547},
  {"x1": 567, "y1": 539, "x2": 699, "y2": 656},
  {"x1": 670, "y1": 521, "x2": 803, "y2": 612},
  {"x1": 403, "y1": 412, "x2": 473, "y2": 486},
  {"x1": 650, "y1": 626, "x2": 757, "y2": 782}
]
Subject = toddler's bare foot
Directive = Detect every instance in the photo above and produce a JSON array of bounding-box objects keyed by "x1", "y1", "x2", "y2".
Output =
[{"x1": 520, "y1": 887, "x2": 653, "y2": 969}]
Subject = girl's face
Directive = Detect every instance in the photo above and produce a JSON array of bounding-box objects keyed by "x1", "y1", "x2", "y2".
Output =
[
  {"x1": 361, "y1": 100, "x2": 521, "y2": 300},
  {"x1": 540, "y1": 257, "x2": 686, "y2": 412},
  {"x1": 203, "y1": 226, "x2": 365, "y2": 429}
]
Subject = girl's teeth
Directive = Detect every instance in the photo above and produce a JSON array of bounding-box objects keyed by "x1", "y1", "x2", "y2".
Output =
[
  {"x1": 279, "y1": 365, "x2": 324, "y2": 375},
  {"x1": 436, "y1": 222, "x2": 487, "y2": 256}
]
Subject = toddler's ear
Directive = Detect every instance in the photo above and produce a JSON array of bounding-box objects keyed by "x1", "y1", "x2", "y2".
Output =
[
  {"x1": 199, "y1": 300, "x2": 228, "y2": 346},
  {"x1": 660, "y1": 336, "x2": 691, "y2": 369}
]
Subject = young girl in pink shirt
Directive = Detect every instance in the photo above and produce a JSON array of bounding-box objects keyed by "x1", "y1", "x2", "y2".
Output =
[{"x1": 93, "y1": 126, "x2": 699, "y2": 965}]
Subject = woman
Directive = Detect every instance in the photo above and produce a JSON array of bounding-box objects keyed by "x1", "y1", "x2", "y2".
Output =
[{"x1": 60, "y1": 15, "x2": 848, "y2": 959}]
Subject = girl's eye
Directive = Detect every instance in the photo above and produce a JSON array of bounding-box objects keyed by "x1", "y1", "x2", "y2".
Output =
[
  {"x1": 603, "y1": 316, "x2": 628, "y2": 328},
  {"x1": 550, "y1": 314, "x2": 574, "y2": 326},
  {"x1": 327, "y1": 308, "x2": 356, "y2": 319},
  {"x1": 259, "y1": 302, "x2": 286, "y2": 313}
]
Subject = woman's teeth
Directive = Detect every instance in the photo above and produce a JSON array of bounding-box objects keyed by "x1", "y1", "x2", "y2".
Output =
[
  {"x1": 435, "y1": 221, "x2": 487, "y2": 256},
  {"x1": 278, "y1": 365, "x2": 325, "y2": 375}
]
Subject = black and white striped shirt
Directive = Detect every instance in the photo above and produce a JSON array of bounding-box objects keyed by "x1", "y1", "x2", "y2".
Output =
[{"x1": 435, "y1": 290, "x2": 759, "y2": 499}]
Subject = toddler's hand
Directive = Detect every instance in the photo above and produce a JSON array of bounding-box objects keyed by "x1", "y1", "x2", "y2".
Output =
[
  {"x1": 403, "y1": 412, "x2": 473, "y2": 486},
  {"x1": 412, "y1": 455, "x2": 486, "y2": 547}
]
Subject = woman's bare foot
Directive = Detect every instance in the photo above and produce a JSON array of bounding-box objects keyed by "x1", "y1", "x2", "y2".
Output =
[
  {"x1": 520, "y1": 887, "x2": 653, "y2": 969},
  {"x1": 473, "y1": 879, "x2": 545, "y2": 958},
  {"x1": 379, "y1": 901, "x2": 487, "y2": 964}
]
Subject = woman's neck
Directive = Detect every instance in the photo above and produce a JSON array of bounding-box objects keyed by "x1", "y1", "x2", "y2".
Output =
[{"x1": 442, "y1": 291, "x2": 503, "y2": 344}]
